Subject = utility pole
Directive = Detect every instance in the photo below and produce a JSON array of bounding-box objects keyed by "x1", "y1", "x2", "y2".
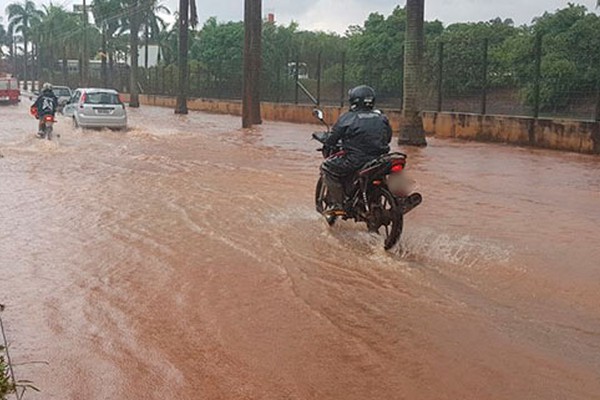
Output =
[{"x1": 242, "y1": 0, "x2": 262, "y2": 128}]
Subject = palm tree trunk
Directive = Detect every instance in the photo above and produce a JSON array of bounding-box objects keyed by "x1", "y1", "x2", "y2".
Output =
[
  {"x1": 242, "y1": 0, "x2": 262, "y2": 127},
  {"x1": 32, "y1": 41, "x2": 37, "y2": 92},
  {"x1": 129, "y1": 0, "x2": 140, "y2": 107},
  {"x1": 144, "y1": 24, "x2": 149, "y2": 70},
  {"x1": 23, "y1": 34, "x2": 28, "y2": 91},
  {"x1": 175, "y1": 0, "x2": 189, "y2": 114},
  {"x1": 11, "y1": 35, "x2": 17, "y2": 78},
  {"x1": 399, "y1": 0, "x2": 427, "y2": 146}
]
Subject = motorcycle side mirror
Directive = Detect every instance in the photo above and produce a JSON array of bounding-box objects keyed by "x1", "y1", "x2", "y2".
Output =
[
  {"x1": 312, "y1": 108, "x2": 330, "y2": 131},
  {"x1": 313, "y1": 108, "x2": 324, "y2": 121}
]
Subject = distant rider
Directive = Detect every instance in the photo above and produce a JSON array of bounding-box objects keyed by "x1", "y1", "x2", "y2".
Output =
[
  {"x1": 321, "y1": 85, "x2": 393, "y2": 215},
  {"x1": 32, "y1": 83, "x2": 58, "y2": 137}
]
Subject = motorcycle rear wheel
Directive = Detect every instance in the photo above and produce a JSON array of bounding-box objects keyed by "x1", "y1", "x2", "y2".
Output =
[
  {"x1": 367, "y1": 188, "x2": 403, "y2": 250},
  {"x1": 315, "y1": 176, "x2": 337, "y2": 226}
]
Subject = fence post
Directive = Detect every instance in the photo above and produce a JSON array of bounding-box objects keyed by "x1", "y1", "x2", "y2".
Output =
[
  {"x1": 595, "y1": 77, "x2": 600, "y2": 122},
  {"x1": 533, "y1": 34, "x2": 542, "y2": 119},
  {"x1": 437, "y1": 41, "x2": 444, "y2": 112},
  {"x1": 199, "y1": 63, "x2": 203, "y2": 98},
  {"x1": 340, "y1": 51, "x2": 346, "y2": 108},
  {"x1": 481, "y1": 38, "x2": 489, "y2": 115},
  {"x1": 317, "y1": 51, "x2": 322, "y2": 106},
  {"x1": 161, "y1": 66, "x2": 165, "y2": 95},
  {"x1": 294, "y1": 54, "x2": 299, "y2": 104},
  {"x1": 276, "y1": 62, "x2": 281, "y2": 103}
]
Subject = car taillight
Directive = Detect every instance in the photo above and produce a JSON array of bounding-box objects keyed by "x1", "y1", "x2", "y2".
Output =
[{"x1": 80, "y1": 93, "x2": 86, "y2": 108}]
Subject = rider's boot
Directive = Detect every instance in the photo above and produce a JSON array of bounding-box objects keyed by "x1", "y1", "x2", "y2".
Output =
[{"x1": 324, "y1": 177, "x2": 347, "y2": 217}]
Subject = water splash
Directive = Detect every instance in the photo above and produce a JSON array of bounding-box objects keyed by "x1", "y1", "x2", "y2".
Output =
[{"x1": 395, "y1": 227, "x2": 514, "y2": 271}]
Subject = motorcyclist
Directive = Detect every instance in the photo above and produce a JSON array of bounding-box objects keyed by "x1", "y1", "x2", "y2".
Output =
[
  {"x1": 31, "y1": 82, "x2": 58, "y2": 137},
  {"x1": 321, "y1": 85, "x2": 393, "y2": 215}
]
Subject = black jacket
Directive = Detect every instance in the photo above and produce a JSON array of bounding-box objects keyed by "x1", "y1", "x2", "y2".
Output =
[
  {"x1": 34, "y1": 92, "x2": 58, "y2": 117},
  {"x1": 325, "y1": 108, "x2": 392, "y2": 166}
]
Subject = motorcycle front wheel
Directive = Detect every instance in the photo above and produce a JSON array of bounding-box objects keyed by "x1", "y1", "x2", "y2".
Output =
[
  {"x1": 315, "y1": 176, "x2": 337, "y2": 226},
  {"x1": 367, "y1": 187, "x2": 403, "y2": 250}
]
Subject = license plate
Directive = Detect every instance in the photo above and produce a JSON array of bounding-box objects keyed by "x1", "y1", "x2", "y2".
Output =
[
  {"x1": 387, "y1": 173, "x2": 414, "y2": 195},
  {"x1": 97, "y1": 109, "x2": 110, "y2": 114}
]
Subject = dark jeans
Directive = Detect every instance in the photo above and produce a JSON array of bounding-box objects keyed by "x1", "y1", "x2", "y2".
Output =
[{"x1": 320, "y1": 156, "x2": 360, "y2": 207}]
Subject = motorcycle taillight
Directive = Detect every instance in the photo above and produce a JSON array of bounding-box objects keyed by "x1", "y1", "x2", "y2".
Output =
[
  {"x1": 391, "y1": 164, "x2": 403, "y2": 173},
  {"x1": 44, "y1": 115, "x2": 53, "y2": 122},
  {"x1": 390, "y1": 161, "x2": 404, "y2": 173}
]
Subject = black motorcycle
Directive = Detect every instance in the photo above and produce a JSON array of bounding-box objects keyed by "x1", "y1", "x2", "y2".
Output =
[{"x1": 312, "y1": 109, "x2": 422, "y2": 250}]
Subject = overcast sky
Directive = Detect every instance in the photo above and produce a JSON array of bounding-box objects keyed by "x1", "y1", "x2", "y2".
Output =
[{"x1": 1, "y1": 0, "x2": 598, "y2": 33}]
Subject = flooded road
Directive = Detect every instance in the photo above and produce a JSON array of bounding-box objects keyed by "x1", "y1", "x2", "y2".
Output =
[{"x1": 1, "y1": 100, "x2": 599, "y2": 399}]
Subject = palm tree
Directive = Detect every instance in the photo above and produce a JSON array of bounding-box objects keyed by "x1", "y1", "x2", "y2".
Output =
[
  {"x1": 120, "y1": 0, "x2": 154, "y2": 107},
  {"x1": 141, "y1": 0, "x2": 170, "y2": 70},
  {"x1": 93, "y1": 0, "x2": 123, "y2": 87},
  {"x1": 33, "y1": 5, "x2": 82, "y2": 86},
  {"x1": 7, "y1": 26, "x2": 17, "y2": 76},
  {"x1": 0, "y1": 24, "x2": 7, "y2": 56},
  {"x1": 6, "y1": 0, "x2": 42, "y2": 91},
  {"x1": 399, "y1": 0, "x2": 427, "y2": 146},
  {"x1": 174, "y1": 0, "x2": 198, "y2": 114}
]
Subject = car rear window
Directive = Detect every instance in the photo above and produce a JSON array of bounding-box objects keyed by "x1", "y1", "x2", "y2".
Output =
[
  {"x1": 54, "y1": 88, "x2": 71, "y2": 97},
  {"x1": 85, "y1": 92, "x2": 121, "y2": 105}
]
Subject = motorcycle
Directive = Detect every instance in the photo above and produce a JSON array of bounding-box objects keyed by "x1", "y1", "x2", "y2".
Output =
[
  {"x1": 30, "y1": 106, "x2": 57, "y2": 140},
  {"x1": 312, "y1": 109, "x2": 422, "y2": 250}
]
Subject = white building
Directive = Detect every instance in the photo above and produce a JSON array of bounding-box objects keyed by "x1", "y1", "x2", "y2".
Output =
[{"x1": 126, "y1": 45, "x2": 162, "y2": 68}]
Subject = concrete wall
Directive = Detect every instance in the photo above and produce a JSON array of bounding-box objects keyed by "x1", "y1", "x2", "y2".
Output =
[
  {"x1": 422, "y1": 111, "x2": 599, "y2": 154},
  {"x1": 122, "y1": 94, "x2": 599, "y2": 155}
]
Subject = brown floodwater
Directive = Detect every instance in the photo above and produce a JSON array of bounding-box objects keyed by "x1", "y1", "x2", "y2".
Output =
[{"x1": 1, "y1": 100, "x2": 599, "y2": 400}]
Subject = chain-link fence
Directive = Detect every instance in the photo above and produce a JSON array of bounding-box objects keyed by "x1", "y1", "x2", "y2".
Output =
[{"x1": 38, "y1": 32, "x2": 600, "y2": 122}]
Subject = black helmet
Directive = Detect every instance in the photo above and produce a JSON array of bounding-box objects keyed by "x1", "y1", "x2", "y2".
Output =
[{"x1": 348, "y1": 85, "x2": 376, "y2": 110}]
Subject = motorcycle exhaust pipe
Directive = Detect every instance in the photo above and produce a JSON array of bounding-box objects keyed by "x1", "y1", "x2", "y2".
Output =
[{"x1": 401, "y1": 192, "x2": 422, "y2": 215}]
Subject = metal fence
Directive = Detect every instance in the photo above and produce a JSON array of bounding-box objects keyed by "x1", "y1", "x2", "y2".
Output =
[{"x1": 38, "y1": 33, "x2": 600, "y2": 122}]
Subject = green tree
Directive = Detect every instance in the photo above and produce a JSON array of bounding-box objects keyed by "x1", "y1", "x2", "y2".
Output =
[
  {"x1": 6, "y1": 0, "x2": 42, "y2": 90},
  {"x1": 507, "y1": 4, "x2": 600, "y2": 111},
  {"x1": 434, "y1": 19, "x2": 518, "y2": 95},
  {"x1": 195, "y1": 18, "x2": 244, "y2": 97},
  {"x1": 347, "y1": 8, "x2": 407, "y2": 96},
  {"x1": 346, "y1": 6, "x2": 442, "y2": 101}
]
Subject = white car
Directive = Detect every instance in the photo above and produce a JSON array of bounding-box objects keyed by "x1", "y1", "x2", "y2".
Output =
[
  {"x1": 53, "y1": 85, "x2": 72, "y2": 113},
  {"x1": 63, "y1": 88, "x2": 127, "y2": 130}
]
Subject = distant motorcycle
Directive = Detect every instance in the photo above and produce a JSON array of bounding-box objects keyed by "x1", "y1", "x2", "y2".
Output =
[
  {"x1": 30, "y1": 106, "x2": 57, "y2": 140},
  {"x1": 312, "y1": 109, "x2": 422, "y2": 250}
]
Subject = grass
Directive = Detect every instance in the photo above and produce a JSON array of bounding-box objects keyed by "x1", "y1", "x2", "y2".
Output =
[{"x1": 0, "y1": 345, "x2": 16, "y2": 400}]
